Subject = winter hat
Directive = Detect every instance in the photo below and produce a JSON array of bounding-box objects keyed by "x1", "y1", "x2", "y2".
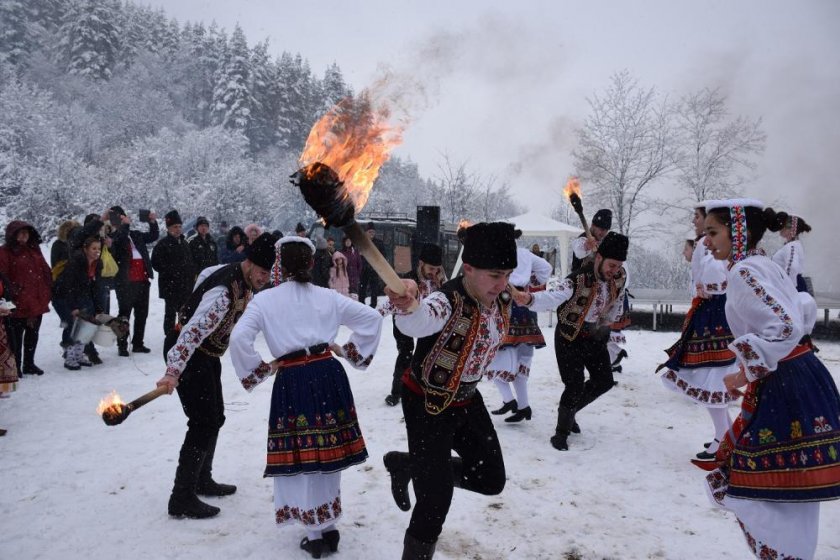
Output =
[
  {"x1": 592, "y1": 209, "x2": 612, "y2": 230},
  {"x1": 418, "y1": 243, "x2": 443, "y2": 266},
  {"x1": 597, "y1": 231, "x2": 629, "y2": 261},
  {"x1": 246, "y1": 232, "x2": 279, "y2": 271},
  {"x1": 165, "y1": 210, "x2": 183, "y2": 227},
  {"x1": 110, "y1": 205, "x2": 126, "y2": 217},
  {"x1": 295, "y1": 222, "x2": 307, "y2": 234},
  {"x1": 366, "y1": 222, "x2": 376, "y2": 231},
  {"x1": 461, "y1": 222, "x2": 518, "y2": 270},
  {"x1": 195, "y1": 216, "x2": 209, "y2": 227}
]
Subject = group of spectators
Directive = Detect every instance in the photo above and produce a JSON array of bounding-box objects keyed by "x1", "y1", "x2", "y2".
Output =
[{"x1": 316, "y1": 222, "x2": 385, "y2": 307}]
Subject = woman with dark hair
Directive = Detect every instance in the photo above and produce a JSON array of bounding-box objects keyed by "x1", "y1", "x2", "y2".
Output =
[
  {"x1": 0, "y1": 221, "x2": 52, "y2": 375},
  {"x1": 658, "y1": 205, "x2": 738, "y2": 462},
  {"x1": 229, "y1": 236, "x2": 382, "y2": 558},
  {"x1": 340, "y1": 235, "x2": 362, "y2": 299},
  {"x1": 770, "y1": 211, "x2": 812, "y2": 293},
  {"x1": 699, "y1": 199, "x2": 840, "y2": 560},
  {"x1": 52, "y1": 235, "x2": 103, "y2": 370}
]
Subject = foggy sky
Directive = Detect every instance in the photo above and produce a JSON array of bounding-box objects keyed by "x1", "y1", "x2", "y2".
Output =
[{"x1": 150, "y1": 0, "x2": 840, "y2": 290}]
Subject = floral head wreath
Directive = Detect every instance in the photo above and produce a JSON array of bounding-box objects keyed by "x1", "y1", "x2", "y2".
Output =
[
  {"x1": 270, "y1": 236, "x2": 316, "y2": 286},
  {"x1": 703, "y1": 199, "x2": 765, "y2": 263}
]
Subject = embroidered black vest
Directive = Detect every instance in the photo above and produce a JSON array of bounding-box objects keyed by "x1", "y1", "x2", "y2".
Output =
[
  {"x1": 410, "y1": 277, "x2": 511, "y2": 415},
  {"x1": 178, "y1": 264, "x2": 252, "y2": 357},
  {"x1": 555, "y1": 263, "x2": 626, "y2": 342}
]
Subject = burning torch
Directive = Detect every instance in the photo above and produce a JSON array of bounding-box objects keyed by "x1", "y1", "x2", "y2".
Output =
[
  {"x1": 564, "y1": 177, "x2": 595, "y2": 243},
  {"x1": 291, "y1": 93, "x2": 407, "y2": 295},
  {"x1": 98, "y1": 387, "x2": 168, "y2": 426}
]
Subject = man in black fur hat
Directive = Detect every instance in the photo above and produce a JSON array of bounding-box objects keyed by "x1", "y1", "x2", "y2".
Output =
[
  {"x1": 382, "y1": 223, "x2": 516, "y2": 560},
  {"x1": 152, "y1": 210, "x2": 195, "y2": 336},
  {"x1": 516, "y1": 231, "x2": 629, "y2": 451},
  {"x1": 383, "y1": 242, "x2": 446, "y2": 407},
  {"x1": 155, "y1": 232, "x2": 275, "y2": 519},
  {"x1": 571, "y1": 208, "x2": 612, "y2": 271}
]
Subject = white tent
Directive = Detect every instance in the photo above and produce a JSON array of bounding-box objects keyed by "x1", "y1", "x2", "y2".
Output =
[
  {"x1": 504, "y1": 211, "x2": 583, "y2": 277},
  {"x1": 450, "y1": 211, "x2": 582, "y2": 278}
]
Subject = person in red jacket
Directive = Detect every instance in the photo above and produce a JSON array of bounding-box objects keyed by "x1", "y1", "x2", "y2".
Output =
[{"x1": 0, "y1": 221, "x2": 52, "y2": 375}]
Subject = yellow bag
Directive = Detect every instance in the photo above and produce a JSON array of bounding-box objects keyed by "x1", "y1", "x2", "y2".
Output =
[
  {"x1": 51, "y1": 260, "x2": 67, "y2": 282},
  {"x1": 100, "y1": 245, "x2": 119, "y2": 278}
]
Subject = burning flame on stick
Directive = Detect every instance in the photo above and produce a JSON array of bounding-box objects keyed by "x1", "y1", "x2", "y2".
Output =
[
  {"x1": 299, "y1": 93, "x2": 404, "y2": 213},
  {"x1": 96, "y1": 390, "x2": 125, "y2": 417}
]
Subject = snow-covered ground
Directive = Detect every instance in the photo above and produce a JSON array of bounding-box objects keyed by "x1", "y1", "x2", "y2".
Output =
[{"x1": 2, "y1": 285, "x2": 839, "y2": 560}]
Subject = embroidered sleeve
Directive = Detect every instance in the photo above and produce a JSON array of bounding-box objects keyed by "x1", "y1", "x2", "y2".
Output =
[
  {"x1": 605, "y1": 285, "x2": 626, "y2": 324},
  {"x1": 727, "y1": 264, "x2": 803, "y2": 382},
  {"x1": 239, "y1": 362, "x2": 273, "y2": 392},
  {"x1": 228, "y1": 297, "x2": 277, "y2": 391},
  {"x1": 571, "y1": 236, "x2": 590, "y2": 259},
  {"x1": 164, "y1": 286, "x2": 230, "y2": 380},
  {"x1": 336, "y1": 293, "x2": 383, "y2": 370},
  {"x1": 395, "y1": 291, "x2": 452, "y2": 338},
  {"x1": 528, "y1": 278, "x2": 574, "y2": 312}
]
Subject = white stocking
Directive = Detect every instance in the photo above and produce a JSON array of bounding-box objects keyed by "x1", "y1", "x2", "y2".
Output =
[{"x1": 493, "y1": 378, "x2": 514, "y2": 404}]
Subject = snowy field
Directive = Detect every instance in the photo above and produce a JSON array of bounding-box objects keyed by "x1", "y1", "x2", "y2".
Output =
[{"x1": 2, "y1": 284, "x2": 839, "y2": 560}]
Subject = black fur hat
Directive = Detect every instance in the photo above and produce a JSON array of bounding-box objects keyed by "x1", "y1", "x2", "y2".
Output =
[
  {"x1": 592, "y1": 209, "x2": 612, "y2": 230},
  {"x1": 461, "y1": 222, "x2": 517, "y2": 270},
  {"x1": 246, "y1": 232, "x2": 278, "y2": 271},
  {"x1": 418, "y1": 243, "x2": 443, "y2": 266},
  {"x1": 597, "y1": 231, "x2": 629, "y2": 261}
]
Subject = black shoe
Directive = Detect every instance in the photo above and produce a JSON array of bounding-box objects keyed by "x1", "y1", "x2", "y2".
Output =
[
  {"x1": 118, "y1": 348, "x2": 129, "y2": 357},
  {"x1": 168, "y1": 492, "x2": 221, "y2": 519},
  {"x1": 132, "y1": 345, "x2": 151, "y2": 353},
  {"x1": 88, "y1": 353, "x2": 103, "y2": 365},
  {"x1": 570, "y1": 421, "x2": 581, "y2": 434},
  {"x1": 23, "y1": 364, "x2": 45, "y2": 375},
  {"x1": 383, "y1": 451, "x2": 412, "y2": 511},
  {"x1": 611, "y1": 365, "x2": 622, "y2": 374},
  {"x1": 300, "y1": 537, "x2": 324, "y2": 559},
  {"x1": 323, "y1": 529, "x2": 340, "y2": 552},
  {"x1": 491, "y1": 399, "x2": 518, "y2": 415},
  {"x1": 703, "y1": 441, "x2": 712, "y2": 449},
  {"x1": 384, "y1": 394, "x2": 400, "y2": 407},
  {"x1": 196, "y1": 479, "x2": 237, "y2": 497},
  {"x1": 695, "y1": 450, "x2": 716, "y2": 462},
  {"x1": 550, "y1": 433, "x2": 569, "y2": 451},
  {"x1": 505, "y1": 406, "x2": 532, "y2": 423}
]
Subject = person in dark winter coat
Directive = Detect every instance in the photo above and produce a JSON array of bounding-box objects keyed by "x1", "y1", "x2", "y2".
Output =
[
  {"x1": 358, "y1": 222, "x2": 386, "y2": 307},
  {"x1": 51, "y1": 220, "x2": 81, "y2": 268},
  {"x1": 152, "y1": 211, "x2": 195, "y2": 336},
  {"x1": 110, "y1": 206, "x2": 159, "y2": 356},
  {"x1": 218, "y1": 226, "x2": 247, "y2": 264},
  {"x1": 52, "y1": 235, "x2": 103, "y2": 370},
  {"x1": 340, "y1": 236, "x2": 362, "y2": 298},
  {"x1": 188, "y1": 216, "x2": 218, "y2": 276},
  {"x1": 0, "y1": 221, "x2": 52, "y2": 375},
  {"x1": 311, "y1": 237, "x2": 333, "y2": 288}
]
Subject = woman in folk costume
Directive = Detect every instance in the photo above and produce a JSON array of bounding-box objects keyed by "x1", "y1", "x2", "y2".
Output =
[
  {"x1": 0, "y1": 274, "x2": 19, "y2": 435},
  {"x1": 701, "y1": 199, "x2": 840, "y2": 560},
  {"x1": 229, "y1": 237, "x2": 383, "y2": 559},
  {"x1": 486, "y1": 230, "x2": 552, "y2": 422},
  {"x1": 770, "y1": 211, "x2": 812, "y2": 293},
  {"x1": 658, "y1": 204, "x2": 739, "y2": 462}
]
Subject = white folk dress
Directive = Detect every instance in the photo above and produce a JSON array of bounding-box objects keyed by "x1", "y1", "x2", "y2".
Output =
[
  {"x1": 229, "y1": 281, "x2": 382, "y2": 531},
  {"x1": 771, "y1": 239, "x2": 806, "y2": 292}
]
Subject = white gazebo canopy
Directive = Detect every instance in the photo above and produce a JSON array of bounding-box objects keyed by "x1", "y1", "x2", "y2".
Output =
[
  {"x1": 450, "y1": 211, "x2": 583, "y2": 278},
  {"x1": 504, "y1": 211, "x2": 582, "y2": 277}
]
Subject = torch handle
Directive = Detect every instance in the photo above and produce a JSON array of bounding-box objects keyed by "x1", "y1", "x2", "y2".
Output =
[
  {"x1": 126, "y1": 385, "x2": 169, "y2": 412},
  {"x1": 576, "y1": 211, "x2": 596, "y2": 243},
  {"x1": 345, "y1": 223, "x2": 407, "y2": 296}
]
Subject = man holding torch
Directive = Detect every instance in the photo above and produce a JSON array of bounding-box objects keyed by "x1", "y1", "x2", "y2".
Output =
[
  {"x1": 382, "y1": 222, "x2": 516, "y2": 560},
  {"x1": 154, "y1": 233, "x2": 276, "y2": 519},
  {"x1": 571, "y1": 208, "x2": 612, "y2": 271}
]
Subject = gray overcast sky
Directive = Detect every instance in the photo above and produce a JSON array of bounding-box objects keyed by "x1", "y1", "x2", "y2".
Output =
[{"x1": 151, "y1": 0, "x2": 839, "y2": 283}]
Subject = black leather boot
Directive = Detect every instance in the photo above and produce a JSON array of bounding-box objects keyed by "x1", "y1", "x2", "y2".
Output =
[
  {"x1": 491, "y1": 399, "x2": 517, "y2": 415},
  {"x1": 196, "y1": 432, "x2": 236, "y2": 497},
  {"x1": 300, "y1": 537, "x2": 325, "y2": 558},
  {"x1": 550, "y1": 405, "x2": 576, "y2": 451},
  {"x1": 384, "y1": 451, "x2": 412, "y2": 511},
  {"x1": 402, "y1": 532, "x2": 436, "y2": 560},
  {"x1": 168, "y1": 444, "x2": 220, "y2": 518},
  {"x1": 323, "y1": 529, "x2": 340, "y2": 552}
]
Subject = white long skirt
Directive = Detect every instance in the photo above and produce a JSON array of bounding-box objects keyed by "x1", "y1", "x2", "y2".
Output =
[
  {"x1": 273, "y1": 471, "x2": 342, "y2": 529},
  {"x1": 725, "y1": 496, "x2": 819, "y2": 560}
]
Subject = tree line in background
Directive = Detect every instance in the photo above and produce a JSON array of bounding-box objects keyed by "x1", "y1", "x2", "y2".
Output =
[
  {"x1": 0, "y1": 0, "x2": 521, "y2": 239},
  {"x1": 0, "y1": 1, "x2": 766, "y2": 288}
]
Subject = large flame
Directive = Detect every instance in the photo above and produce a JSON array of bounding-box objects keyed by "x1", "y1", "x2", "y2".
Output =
[
  {"x1": 563, "y1": 176, "x2": 581, "y2": 200},
  {"x1": 96, "y1": 390, "x2": 125, "y2": 416},
  {"x1": 299, "y1": 92, "x2": 404, "y2": 212}
]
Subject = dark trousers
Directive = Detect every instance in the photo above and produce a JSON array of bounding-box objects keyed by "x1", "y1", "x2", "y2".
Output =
[
  {"x1": 401, "y1": 387, "x2": 506, "y2": 543},
  {"x1": 176, "y1": 351, "x2": 225, "y2": 451},
  {"x1": 358, "y1": 271, "x2": 380, "y2": 308},
  {"x1": 391, "y1": 320, "x2": 414, "y2": 396},
  {"x1": 554, "y1": 329, "x2": 614, "y2": 411},
  {"x1": 7, "y1": 315, "x2": 42, "y2": 368},
  {"x1": 116, "y1": 281, "x2": 150, "y2": 348},
  {"x1": 163, "y1": 298, "x2": 183, "y2": 336}
]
